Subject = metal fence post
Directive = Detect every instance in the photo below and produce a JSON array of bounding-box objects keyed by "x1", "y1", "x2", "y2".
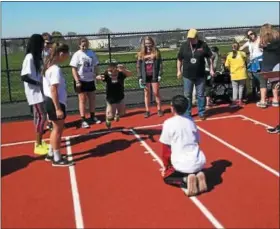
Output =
[
  {"x1": 4, "y1": 39, "x2": 12, "y2": 102},
  {"x1": 108, "y1": 34, "x2": 112, "y2": 63}
]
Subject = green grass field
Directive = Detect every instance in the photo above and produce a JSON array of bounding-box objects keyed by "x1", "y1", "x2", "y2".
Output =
[{"x1": 1, "y1": 45, "x2": 232, "y2": 103}]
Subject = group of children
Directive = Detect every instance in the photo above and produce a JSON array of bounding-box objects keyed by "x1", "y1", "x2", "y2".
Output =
[
  {"x1": 21, "y1": 34, "x2": 134, "y2": 166},
  {"x1": 20, "y1": 32, "x2": 208, "y2": 195},
  {"x1": 20, "y1": 29, "x2": 278, "y2": 195}
]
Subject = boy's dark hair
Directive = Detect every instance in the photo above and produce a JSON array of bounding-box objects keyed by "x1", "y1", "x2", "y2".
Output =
[
  {"x1": 108, "y1": 62, "x2": 118, "y2": 68},
  {"x1": 211, "y1": 46, "x2": 219, "y2": 53},
  {"x1": 42, "y1": 32, "x2": 52, "y2": 42},
  {"x1": 171, "y1": 95, "x2": 188, "y2": 115}
]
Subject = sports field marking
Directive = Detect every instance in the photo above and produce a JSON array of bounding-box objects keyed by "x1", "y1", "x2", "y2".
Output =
[
  {"x1": 65, "y1": 137, "x2": 84, "y2": 229},
  {"x1": 130, "y1": 129, "x2": 225, "y2": 229},
  {"x1": 239, "y1": 114, "x2": 274, "y2": 129},
  {"x1": 1, "y1": 114, "x2": 241, "y2": 147},
  {"x1": 197, "y1": 126, "x2": 280, "y2": 177}
]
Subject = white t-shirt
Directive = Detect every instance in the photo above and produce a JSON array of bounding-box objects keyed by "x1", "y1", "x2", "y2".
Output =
[
  {"x1": 42, "y1": 49, "x2": 50, "y2": 63},
  {"x1": 159, "y1": 115, "x2": 206, "y2": 174},
  {"x1": 69, "y1": 49, "x2": 99, "y2": 82},
  {"x1": 43, "y1": 65, "x2": 67, "y2": 106},
  {"x1": 243, "y1": 37, "x2": 263, "y2": 60},
  {"x1": 21, "y1": 53, "x2": 44, "y2": 105}
]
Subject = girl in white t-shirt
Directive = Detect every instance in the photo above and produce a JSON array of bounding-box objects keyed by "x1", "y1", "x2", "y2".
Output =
[
  {"x1": 21, "y1": 34, "x2": 49, "y2": 155},
  {"x1": 70, "y1": 37, "x2": 101, "y2": 128},
  {"x1": 42, "y1": 43, "x2": 74, "y2": 167},
  {"x1": 42, "y1": 32, "x2": 54, "y2": 130},
  {"x1": 240, "y1": 30, "x2": 263, "y2": 99}
]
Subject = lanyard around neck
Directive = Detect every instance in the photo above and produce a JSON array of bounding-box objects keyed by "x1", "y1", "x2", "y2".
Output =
[{"x1": 189, "y1": 42, "x2": 197, "y2": 57}]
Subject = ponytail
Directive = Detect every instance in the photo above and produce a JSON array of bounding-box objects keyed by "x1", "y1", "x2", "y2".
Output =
[{"x1": 42, "y1": 42, "x2": 69, "y2": 75}]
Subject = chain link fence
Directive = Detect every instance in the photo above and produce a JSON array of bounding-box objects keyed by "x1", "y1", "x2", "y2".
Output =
[{"x1": 1, "y1": 25, "x2": 274, "y2": 104}]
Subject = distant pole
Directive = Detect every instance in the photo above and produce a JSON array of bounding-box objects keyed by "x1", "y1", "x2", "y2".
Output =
[
  {"x1": 108, "y1": 34, "x2": 112, "y2": 63},
  {"x1": 4, "y1": 39, "x2": 12, "y2": 102}
]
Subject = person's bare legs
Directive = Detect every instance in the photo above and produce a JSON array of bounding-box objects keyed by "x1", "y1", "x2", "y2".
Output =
[{"x1": 144, "y1": 83, "x2": 151, "y2": 117}]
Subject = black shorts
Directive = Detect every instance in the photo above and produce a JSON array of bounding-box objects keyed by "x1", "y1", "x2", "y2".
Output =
[
  {"x1": 74, "y1": 80, "x2": 96, "y2": 93},
  {"x1": 145, "y1": 75, "x2": 159, "y2": 83},
  {"x1": 45, "y1": 97, "x2": 67, "y2": 121}
]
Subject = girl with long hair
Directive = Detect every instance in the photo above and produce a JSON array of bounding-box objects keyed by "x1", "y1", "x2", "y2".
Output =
[
  {"x1": 21, "y1": 34, "x2": 49, "y2": 155},
  {"x1": 42, "y1": 42, "x2": 74, "y2": 167},
  {"x1": 137, "y1": 36, "x2": 163, "y2": 118},
  {"x1": 70, "y1": 37, "x2": 101, "y2": 128},
  {"x1": 258, "y1": 24, "x2": 280, "y2": 108}
]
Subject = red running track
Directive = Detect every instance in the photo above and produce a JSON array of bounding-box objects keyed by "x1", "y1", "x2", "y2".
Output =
[
  {"x1": 70, "y1": 131, "x2": 214, "y2": 228},
  {"x1": 137, "y1": 118, "x2": 279, "y2": 228},
  {"x1": 1, "y1": 104, "x2": 279, "y2": 228}
]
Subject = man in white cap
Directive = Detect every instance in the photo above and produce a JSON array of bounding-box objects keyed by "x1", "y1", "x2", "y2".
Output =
[{"x1": 177, "y1": 28, "x2": 214, "y2": 120}]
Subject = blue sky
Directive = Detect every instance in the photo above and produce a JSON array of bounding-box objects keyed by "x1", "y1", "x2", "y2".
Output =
[{"x1": 1, "y1": 1, "x2": 279, "y2": 38}]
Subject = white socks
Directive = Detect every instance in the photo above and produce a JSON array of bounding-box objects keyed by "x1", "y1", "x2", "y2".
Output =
[
  {"x1": 48, "y1": 145, "x2": 61, "y2": 162},
  {"x1": 48, "y1": 145, "x2": 53, "y2": 156},
  {"x1": 53, "y1": 150, "x2": 61, "y2": 162}
]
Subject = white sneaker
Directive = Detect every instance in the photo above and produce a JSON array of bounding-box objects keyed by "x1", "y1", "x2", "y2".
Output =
[{"x1": 81, "y1": 121, "x2": 90, "y2": 128}]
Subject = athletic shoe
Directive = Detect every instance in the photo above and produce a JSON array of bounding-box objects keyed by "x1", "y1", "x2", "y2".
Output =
[
  {"x1": 267, "y1": 125, "x2": 280, "y2": 134},
  {"x1": 272, "y1": 101, "x2": 279, "y2": 107},
  {"x1": 81, "y1": 121, "x2": 90, "y2": 129},
  {"x1": 144, "y1": 111, "x2": 150, "y2": 118},
  {"x1": 34, "y1": 142, "x2": 49, "y2": 155},
  {"x1": 52, "y1": 158, "x2": 74, "y2": 167},
  {"x1": 229, "y1": 101, "x2": 239, "y2": 108},
  {"x1": 196, "y1": 171, "x2": 208, "y2": 193},
  {"x1": 158, "y1": 110, "x2": 164, "y2": 117},
  {"x1": 256, "y1": 101, "x2": 267, "y2": 108},
  {"x1": 45, "y1": 154, "x2": 67, "y2": 162},
  {"x1": 114, "y1": 115, "x2": 120, "y2": 122},
  {"x1": 92, "y1": 117, "x2": 101, "y2": 124},
  {"x1": 106, "y1": 119, "x2": 111, "y2": 129},
  {"x1": 45, "y1": 155, "x2": 53, "y2": 162},
  {"x1": 199, "y1": 115, "x2": 206, "y2": 121},
  {"x1": 183, "y1": 174, "x2": 198, "y2": 196}
]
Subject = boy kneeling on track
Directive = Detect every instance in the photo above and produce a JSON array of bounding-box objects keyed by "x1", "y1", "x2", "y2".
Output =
[
  {"x1": 96, "y1": 63, "x2": 132, "y2": 128},
  {"x1": 159, "y1": 95, "x2": 207, "y2": 196}
]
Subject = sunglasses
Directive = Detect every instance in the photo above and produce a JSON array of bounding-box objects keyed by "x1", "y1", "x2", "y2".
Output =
[
  {"x1": 248, "y1": 33, "x2": 254, "y2": 36},
  {"x1": 45, "y1": 40, "x2": 53, "y2": 45}
]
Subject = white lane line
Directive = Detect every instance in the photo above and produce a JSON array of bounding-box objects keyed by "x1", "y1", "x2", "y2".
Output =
[
  {"x1": 130, "y1": 129, "x2": 225, "y2": 229},
  {"x1": 197, "y1": 126, "x2": 279, "y2": 177},
  {"x1": 65, "y1": 137, "x2": 84, "y2": 229},
  {"x1": 1, "y1": 114, "x2": 241, "y2": 147},
  {"x1": 239, "y1": 115, "x2": 274, "y2": 129}
]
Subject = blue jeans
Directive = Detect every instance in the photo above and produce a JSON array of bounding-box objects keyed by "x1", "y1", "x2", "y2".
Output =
[{"x1": 183, "y1": 77, "x2": 206, "y2": 117}]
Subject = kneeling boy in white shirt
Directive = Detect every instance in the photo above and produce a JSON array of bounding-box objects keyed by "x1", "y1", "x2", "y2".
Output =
[{"x1": 159, "y1": 95, "x2": 207, "y2": 196}]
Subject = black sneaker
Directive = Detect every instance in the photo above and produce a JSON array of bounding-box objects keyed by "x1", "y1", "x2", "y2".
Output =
[
  {"x1": 52, "y1": 158, "x2": 75, "y2": 167},
  {"x1": 158, "y1": 110, "x2": 164, "y2": 117},
  {"x1": 45, "y1": 155, "x2": 53, "y2": 162},
  {"x1": 267, "y1": 125, "x2": 280, "y2": 134},
  {"x1": 199, "y1": 115, "x2": 206, "y2": 121},
  {"x1": 144, "y1": 111, "x2": 150, "y2": 118},
  {"x1": 46, "y1": 154, "x2": 67, "y2": 162}
]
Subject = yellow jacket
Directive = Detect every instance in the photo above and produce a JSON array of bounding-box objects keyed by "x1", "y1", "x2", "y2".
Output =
[{"x1": 225, "y1": 51, "x2": 248, "y2": 81}]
